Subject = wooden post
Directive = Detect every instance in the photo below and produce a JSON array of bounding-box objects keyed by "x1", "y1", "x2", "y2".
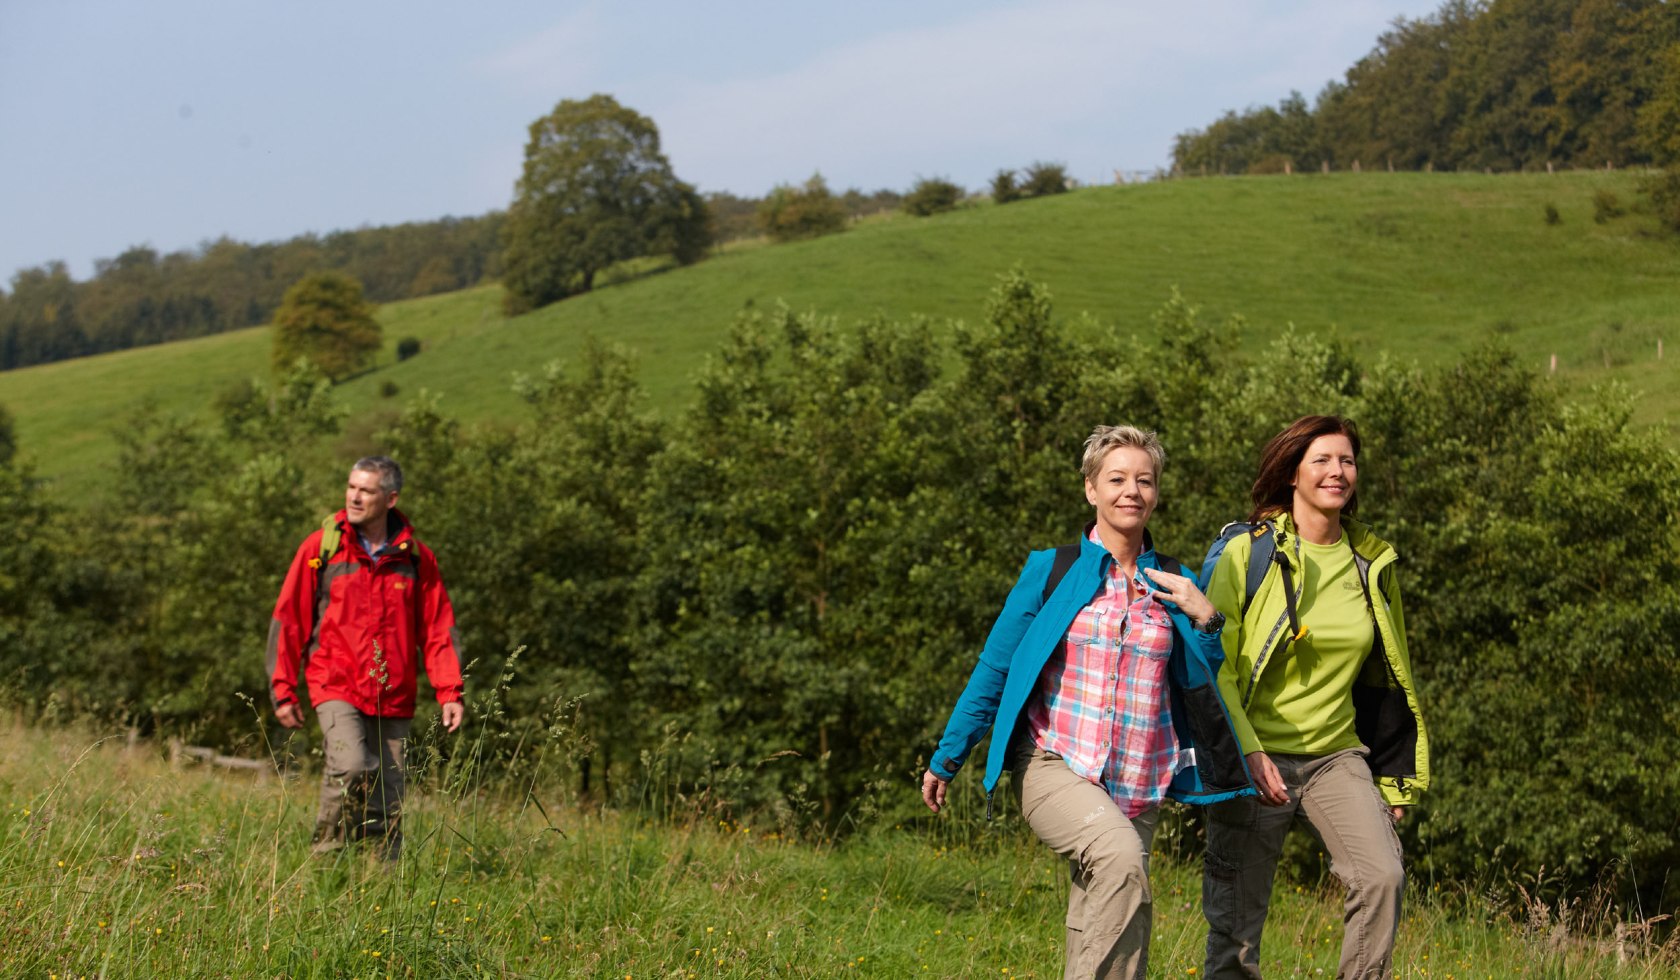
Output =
[
  {"x1": 1547, "y1": 160, "x2": 1554, "y2": 174},
  {"x1": 1353, "y1": 159, "x2": 1362, "y2": 173},
  {"x1": 1285, "y1": 160, "x2": 1293, "y2": 175},
  {"x1": 1660, "y1": 338, "x2": 1665, "y2": 360},
  {"x1": 1550, "y1": 353, "x2": 1558, "y2": 373},
  {"x1": 1322, "y1": 160, "x2": 1330, "y2": 174}
]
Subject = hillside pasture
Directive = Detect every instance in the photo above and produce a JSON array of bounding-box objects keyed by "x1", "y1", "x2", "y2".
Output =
[{"x1": 2, "y1": 170, "x2": 1676, "y2": 492}]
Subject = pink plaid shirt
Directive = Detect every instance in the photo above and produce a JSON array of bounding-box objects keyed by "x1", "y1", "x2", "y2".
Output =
[{"x1": 1025, "y1": 531, "x2": 1179, "y2": 817}]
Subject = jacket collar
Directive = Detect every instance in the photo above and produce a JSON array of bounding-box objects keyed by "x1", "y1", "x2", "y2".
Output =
[
  {"x1": 1078, "y1": 521, "x2": 1165, "y2": 569},
  {"x1": 1270, "y1": 510, "x2": 1391, "y2": 563},
  {"x1": 332, "y1": 507, "x2": 414, "y2": 556}
]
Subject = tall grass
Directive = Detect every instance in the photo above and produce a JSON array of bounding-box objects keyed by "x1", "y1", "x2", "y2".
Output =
[{"x1": 2, "y1": 718, "x2": 1675, "y2": 978}]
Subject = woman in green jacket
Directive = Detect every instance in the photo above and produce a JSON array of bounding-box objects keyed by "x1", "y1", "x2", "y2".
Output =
[{"x1": 1201, "y1": 415, "x2": 1429, "y2": 980}]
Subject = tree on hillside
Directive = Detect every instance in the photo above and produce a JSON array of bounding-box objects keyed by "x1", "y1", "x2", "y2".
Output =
[
  {"x1": 269, "y1": 271, "x2": 381, "y2": 381},
  {"x1": 500, "y1": 94, "x2": 711, "y2": 315},
  {"x1": 757, "y1": 174, "x2": 848, "y2": 242}
]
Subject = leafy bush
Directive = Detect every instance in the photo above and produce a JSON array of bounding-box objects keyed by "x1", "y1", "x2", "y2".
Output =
[
  {"x1": 396, "y1": 336, "x2": 421, "y2": 361},
  {"x1": 1544, "y1": 203, "x2": 1561, "y2": 225},
  {"x1": 990, "y1": 169, "x2": 1022, "y2": 204},
  {"x1": 1022, "y1": 161, "x2": 1071, "y2": 197},
  {"x1": 1639, "y1": 166, "x2": 1680, "y2": 234},
  {"x1": 901, "y1": 177, "x2": 964, "y2": 217},
  {"x1": 758, "y1": 174, "x2": 848, "y2": 242},
  {"x1": 5, "y1": 274, "x2": 1679, "y2": 914},
  {"x1": 1593, "y1": 189, "x2": 1625, "y2": 223}
]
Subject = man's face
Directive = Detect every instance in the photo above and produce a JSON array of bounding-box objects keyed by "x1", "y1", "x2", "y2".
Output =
[{"x1": 345, "y1": 468, "x2": 397, "y2": 531}]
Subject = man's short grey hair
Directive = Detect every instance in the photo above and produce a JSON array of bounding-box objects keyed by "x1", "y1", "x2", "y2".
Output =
[
  {"x1": 1080, "y1": 425, "x2": 1166, "y2": 483},
  {"x1": 352, "y1": 456, "x2": 404, "y2": 494}
]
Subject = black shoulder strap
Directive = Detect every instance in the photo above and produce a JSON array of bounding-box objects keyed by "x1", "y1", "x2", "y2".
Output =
[{"x1": 1042, "y1": 543, "x2": 1082, "y2": 604}]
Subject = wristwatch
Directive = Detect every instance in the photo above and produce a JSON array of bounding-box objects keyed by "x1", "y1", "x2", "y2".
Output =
[{"x1": 1196, "y1": 611, "x2": 1226, "y2": 633}]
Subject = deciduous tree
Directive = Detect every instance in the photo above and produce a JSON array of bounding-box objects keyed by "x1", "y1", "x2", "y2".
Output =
[
  {"x1": 500, "y1": 94, "x2": 711, "y2": 314},
  {"x1": 269, "y1": 271, "x2": 381, "y2": 381}
]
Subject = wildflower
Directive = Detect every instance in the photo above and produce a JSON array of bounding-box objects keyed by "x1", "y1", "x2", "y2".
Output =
[{"x1": 541, "y1": 936, "x2": 552, "y2": 943}]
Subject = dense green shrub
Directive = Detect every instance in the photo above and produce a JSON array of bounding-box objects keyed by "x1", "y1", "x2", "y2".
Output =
[
  {"x1": 4, "y1": 273, "x2": 1677, "y2": 912},
  {"x1": 902, "y1": 177, "x2": 964, "y2": 216},
  {"x1": 1639, "y1": 166, "x2": 1680, "y2": 233},
  {"x1": 991, "y1": 169, "x2": 1022, "y2": 204},
  {"x1": 1022, "y1": 161, "x2": 1072, "y2": 197},
  {"x1": 1593, "y1": 189, "x2": 1626, "y2": 223},
  {"x1": 396, "y1": 336, "x2": 421, "y2": 361},
  {"x1": 758, "y1": 174, "x2": 848, "y2": 242}
]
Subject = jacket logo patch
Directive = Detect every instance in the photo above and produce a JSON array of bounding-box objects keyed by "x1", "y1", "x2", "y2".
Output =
[{"x1": 393, "y1": 581, "x2": 406, "y2": 590}]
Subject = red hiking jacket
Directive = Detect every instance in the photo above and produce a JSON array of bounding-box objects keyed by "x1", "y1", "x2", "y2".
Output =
[{"x1": 267, "y1": 509, "x2": 463, "y2": 718}]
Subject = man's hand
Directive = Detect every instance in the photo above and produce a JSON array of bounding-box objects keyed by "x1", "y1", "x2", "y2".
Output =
[
  {"x1": 275, "y1": 702, "x2": 305, "y2": 730},
  {"x1": 921, "y1": 770, "x2": 950, "y2": 813},
  {"x1": 441, "y1": 701, "x2": 465, "y2": 733}
]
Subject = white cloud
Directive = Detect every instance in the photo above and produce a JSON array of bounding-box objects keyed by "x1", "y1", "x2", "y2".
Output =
[
  {"x1": 650, "y1": 0, "x2": 1442, "y2": 192},
  {"x1": 474, "y1": 6, "x2": 606, "y2": 97}
]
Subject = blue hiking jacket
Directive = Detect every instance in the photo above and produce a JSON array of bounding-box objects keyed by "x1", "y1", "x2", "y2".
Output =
[{"x1": 929, "y1": 530, "x2": 1256, "y2": 808}]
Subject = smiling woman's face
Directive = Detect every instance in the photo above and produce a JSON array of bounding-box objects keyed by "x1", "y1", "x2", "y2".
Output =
[
  {"x1": 1085, "y1": 445, "x2": 1159, "y2": 539},
  {"x1": 1291, "y1": 433, "x2": 1358, "y2": 514}
]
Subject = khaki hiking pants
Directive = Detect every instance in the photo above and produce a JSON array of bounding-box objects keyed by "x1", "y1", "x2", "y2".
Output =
[
  {"x1": 1202, "y1": 747, "x2": 1404, "y2": 979},
  {"x1": 1013, "y1": 740, "x2": 1160, "y2": 980},
  {"x1": 312, "y1": 701, "x2": 411, "y2": 860}
]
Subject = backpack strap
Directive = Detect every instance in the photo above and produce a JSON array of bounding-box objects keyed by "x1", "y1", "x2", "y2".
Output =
[
  {"x1": 1242, "y1": 523, "x2": 1275, "y2": 616},
  {"x1": 1042, "y1": 543, "x2": 1083, "y2": 605},
  {"x1": 318, "y1": 513, "x2": 343, "y2": 565}
]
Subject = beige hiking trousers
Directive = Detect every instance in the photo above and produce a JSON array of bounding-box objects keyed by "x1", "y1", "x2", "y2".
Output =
[
  {"x1": 312, "y1": 700, "x2": 411, "y2": 860},
  {"x1": 1013, "y1": 740, "x2": 1161, "y2": 980},
  {"x1": 1202, "y1": 747, "x2": 1404, "y2": 979}
]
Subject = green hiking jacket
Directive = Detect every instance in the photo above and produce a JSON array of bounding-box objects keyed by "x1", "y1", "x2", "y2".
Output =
[{"x1": 1207, "y1": 513, "x2": 1430, "y2": 807}]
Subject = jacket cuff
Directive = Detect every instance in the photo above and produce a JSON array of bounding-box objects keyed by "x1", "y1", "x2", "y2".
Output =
[{"x1": 929, "y1": 756, "x2": 960, "y2": 781}]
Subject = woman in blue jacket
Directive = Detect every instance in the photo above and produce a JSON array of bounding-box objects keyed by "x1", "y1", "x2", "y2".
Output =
[{"x1": 922, "y1": 425, "x2": 1254, "y2": 980}]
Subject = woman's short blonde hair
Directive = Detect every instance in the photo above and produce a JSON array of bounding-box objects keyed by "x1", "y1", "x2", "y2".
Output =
[{"x1": 1081, "y1": 425, "x2": 1166, "y2": 483}]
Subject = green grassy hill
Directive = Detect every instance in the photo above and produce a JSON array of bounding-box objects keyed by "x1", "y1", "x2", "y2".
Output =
[{"x1": 4, "y1": 170, "x2": 1676, "y2": 491}]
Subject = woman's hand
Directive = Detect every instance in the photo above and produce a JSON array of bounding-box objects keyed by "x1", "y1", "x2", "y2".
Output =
[
  {"x1": 1141, "y1": 567, "x2": 1218, "y2": 627},
  {"x1": 1246, "y1": 751, "x2": 1290, "y2": 806},
  {"x1": 921, "y1": 770, "x2": 950, "y2": 813}
]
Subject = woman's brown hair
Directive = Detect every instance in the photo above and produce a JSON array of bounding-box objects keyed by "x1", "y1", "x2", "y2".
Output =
[{"x1": 1247, "y1": 415, "x2": 1362, "y2": 522}]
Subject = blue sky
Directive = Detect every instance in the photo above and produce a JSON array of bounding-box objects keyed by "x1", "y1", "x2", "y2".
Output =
[{"x1": 0, "y1": 0, "x2": 1445, "y2": 283}]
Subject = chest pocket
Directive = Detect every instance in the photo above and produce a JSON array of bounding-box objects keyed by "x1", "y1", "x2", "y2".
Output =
[{"x1": 1132, "y1": 606, "x2": 1175, "y2": 662}]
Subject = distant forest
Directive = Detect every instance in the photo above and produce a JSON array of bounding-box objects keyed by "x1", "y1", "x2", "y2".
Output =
[
  {"x1": 0, "y1": 215, "x2": 505, "y2": 372},
  {"x1": 1173, "y1": 0, "x2": 1680, "y2": 175},
  {"x1": 0, "y1": 185, "x2": 906, "y2": 374}
]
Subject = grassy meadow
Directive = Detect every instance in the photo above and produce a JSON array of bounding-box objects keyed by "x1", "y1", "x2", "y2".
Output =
[
  {"x1": 0, "y1": 722, "x2": 1675, "y2": 979},
  {"x1": 2, "y1": 170, "x2": 1677, "y2": 493}
]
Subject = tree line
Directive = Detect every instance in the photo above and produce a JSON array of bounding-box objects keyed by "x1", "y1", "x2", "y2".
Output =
[
  {"x1": 0, "y1": 214, "x2": 505, "y2": 372},
  {"x1": 1, "y1": 271, "x2": 1676, "y2": 912},
  {"x1": 6, "y1": 91, "x2": 1069, "y2": 373},
  {"x1": 1172, "y1": 0, "x2": 1680, "y2": 175}
]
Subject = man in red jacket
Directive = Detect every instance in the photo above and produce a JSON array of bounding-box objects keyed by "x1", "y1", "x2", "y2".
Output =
[{"x1": 267, "y1": 455, "x2": 464, "y2": 860}]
